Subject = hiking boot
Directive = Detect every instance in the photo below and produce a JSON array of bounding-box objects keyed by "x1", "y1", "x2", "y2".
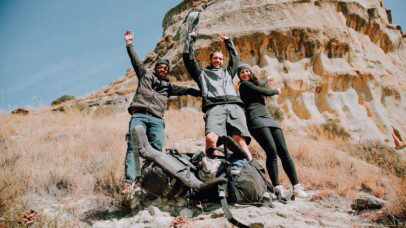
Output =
[
  {"x1": 274, "y1": 185, "x2": 288, "y2": 203},
  {"x1": 186, "y1": 11, "x2": 199, "y2": 32},
  {"x1": 293, "y1": 184, "x2": 308, "y2": 198}
]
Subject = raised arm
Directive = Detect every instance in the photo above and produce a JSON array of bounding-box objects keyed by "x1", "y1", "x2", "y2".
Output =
[
  {"x1": 124, "y1": 29, "x2": 146, "y2": 79},
  {"x1": 169, "y1": 84, "x2": 201, "y2": 97},
  {"x1": 182, "y1": 33, "x2": 202, "y2": 84},
  {"x1": 241, "y1": 81, "x2": 280, "y2": 97},
  {"x1": 218, "y1": 33, "x2": 239, "y2": 77}
]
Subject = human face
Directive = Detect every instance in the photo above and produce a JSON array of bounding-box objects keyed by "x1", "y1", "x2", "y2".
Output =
[
  {"x1": 155, "y1": 64, "x2": 169, "y2": 78},
  {"x1": 239, "y1": 69, "x2": 251, "y2": 81},
  {"x1": 210, "y1": 52, "x2": 224, "y2": 68}
]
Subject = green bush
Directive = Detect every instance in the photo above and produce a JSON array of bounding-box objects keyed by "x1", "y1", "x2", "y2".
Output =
[
  {"x1": 321, "y1": 119, "x2": 351, "y2": 140},
  {"x1": 51, "y1": 95, "x2": 75, "y2": 106},
  {"x1": 340, "y1": 140, "x2": 405, "y2": 178},
  {"x1": 267, "y1": 103, "x2": 284, "y2": 123}
]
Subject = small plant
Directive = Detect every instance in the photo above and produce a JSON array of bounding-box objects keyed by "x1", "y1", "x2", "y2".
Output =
[
  {"x1": 267, "y1": 103, "x2": 284, "y2": 123},
  {"x1": 51, "y1": 95, "x2": 75, "y2": 106},
  {"x1": 321, "y1": 119, "x2": 351, "y2": 140}
]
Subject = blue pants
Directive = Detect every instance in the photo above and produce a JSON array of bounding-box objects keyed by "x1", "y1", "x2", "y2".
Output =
[{"x1": 124, "y1": 113, "x2": 165, "y2": 184}]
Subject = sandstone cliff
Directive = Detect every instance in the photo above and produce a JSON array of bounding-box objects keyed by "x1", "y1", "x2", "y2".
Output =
[{"x1": 74, "y1": 0, "x2": 405, "y2": 147}]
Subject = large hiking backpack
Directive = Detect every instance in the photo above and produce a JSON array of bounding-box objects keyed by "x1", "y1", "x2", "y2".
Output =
[
  {"x1": 130, "y1": 126, "x2": 272, "y2": 228},
  {"x1": 225, "y1": 158, "x2": 269, "y2": 204}
]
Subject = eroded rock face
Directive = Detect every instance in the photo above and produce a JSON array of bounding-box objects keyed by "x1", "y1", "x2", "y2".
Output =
[
  {"x1": 78, "y1": 0, "x2": 405, "y2": 147},
  {"x1": 153, "y1": 0, "x2": 405, "y2": 147}
]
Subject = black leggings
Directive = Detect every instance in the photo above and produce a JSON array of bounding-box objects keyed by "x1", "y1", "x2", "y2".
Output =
[{"x1": 251, "y1": 127, "x2": 299, "y2": 186}]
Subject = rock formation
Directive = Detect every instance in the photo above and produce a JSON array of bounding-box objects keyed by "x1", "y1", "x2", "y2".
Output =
[{"x1": 74, "y1": 0, "x2": 405, "y2": 147}]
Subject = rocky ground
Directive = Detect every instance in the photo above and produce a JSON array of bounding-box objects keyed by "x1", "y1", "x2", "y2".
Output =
[
  {"x1": 19, "y1": 189, "x2": 383, "y2": 227},
  {"x1": 92, "y1": 193, "x2": 378, "y2": 227}
]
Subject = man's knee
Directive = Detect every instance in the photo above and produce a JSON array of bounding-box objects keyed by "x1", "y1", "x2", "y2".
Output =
[{"x1": 205, "y1": 132, "x2": 218, "y2": 147}]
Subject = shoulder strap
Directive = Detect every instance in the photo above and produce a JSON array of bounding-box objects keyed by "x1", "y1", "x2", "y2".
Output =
[{"x1": 218, "y1": 183, "x2": 249, "y2": 228}]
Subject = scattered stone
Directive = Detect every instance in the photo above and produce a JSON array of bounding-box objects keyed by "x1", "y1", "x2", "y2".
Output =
[
  {"x1": 210, "y1": 209, "x2": 224, "y2": 219},
  {"x1": 276, "y1": 211, "x2": 287, "y2": 218},
  {"x1": 351, "y1": 192, "x2": 386, "y2": 211},
  {"x1": 179, "y1": 208, "x2": 193, "y2": 218},
  {"x1": 148, "y1": 206, "x2": 161, "y2": 216},
  {"x1": 249, "y1": 222, "x2": 265, "y2": 228}
]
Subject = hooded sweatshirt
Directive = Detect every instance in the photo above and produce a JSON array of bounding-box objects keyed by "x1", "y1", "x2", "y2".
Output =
[
  {"x1": 126, "y1": 44, "x2": 200, "y2": 117},
  {"x1": 182, "y1": 35, "x2": 243, "y2": 112}
]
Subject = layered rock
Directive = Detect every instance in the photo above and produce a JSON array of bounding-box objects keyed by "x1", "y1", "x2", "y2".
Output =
[{"x1": 74, "y1": 0, "x2": 405, "y2": 147}]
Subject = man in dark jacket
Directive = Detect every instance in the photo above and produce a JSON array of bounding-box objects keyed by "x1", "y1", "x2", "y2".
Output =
[
  {"x1": 122, "y1": 29, "x2": 200, "y2": 193},
  {"x1": 183, "y1": 30, "x2": 252, "y2": 160}
]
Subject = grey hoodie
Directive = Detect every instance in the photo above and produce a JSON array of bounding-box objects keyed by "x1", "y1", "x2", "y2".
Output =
[
  {"x1": 126, "y1": 44, "x2": 200, "y2": 117},
  {"x1": 182, "y1": 35, "x2": 243, "y2": 112}
]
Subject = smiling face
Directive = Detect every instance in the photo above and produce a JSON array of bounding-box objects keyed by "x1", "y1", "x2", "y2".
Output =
[
  {"x1": 154, "y1": 64, "x2": 169, "y2": 78},
  {"x1": 210, "y1": 51, "x2": 224, "y2": 68},
  {"x1": 239, "y1": 68, "x2": 251, "y2": 81}
]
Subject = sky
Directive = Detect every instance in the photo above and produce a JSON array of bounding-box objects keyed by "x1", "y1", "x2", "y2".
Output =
[
  {"x1": 0, "y1": 0, "x2": 405, "y2": 112},
  {"x1": 0, "y1": 0, "x2": 181, "y2": 111}
]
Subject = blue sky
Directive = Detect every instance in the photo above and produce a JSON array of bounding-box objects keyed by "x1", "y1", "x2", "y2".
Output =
[
  {"x1": 0, "y1": 0, "x2": 404, "y2": 112},
  {"x1": 0, "y1": 0, "x2": 181, "y2": 111}
]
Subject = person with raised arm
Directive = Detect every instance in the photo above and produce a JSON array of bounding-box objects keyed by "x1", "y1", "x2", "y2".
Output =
[
  {"x1": 182, "y1": 27, "x2": 252, "y2": 160},
  {"x1": 122, "y1": 29, "x2": 200, "y2": 193}
]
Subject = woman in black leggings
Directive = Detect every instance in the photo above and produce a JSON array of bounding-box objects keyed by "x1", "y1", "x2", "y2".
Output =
[{"x1": 237, "y1": 64, "x2": 307, "y2": 199}]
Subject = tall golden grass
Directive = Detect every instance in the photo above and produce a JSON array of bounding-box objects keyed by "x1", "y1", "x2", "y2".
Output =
[{"x1": 0, "y1": 108, "x2": 404, "y2": 224}]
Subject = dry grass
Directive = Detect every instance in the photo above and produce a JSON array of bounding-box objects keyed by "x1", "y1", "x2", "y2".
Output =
[
  {"x1": 339, "y1": 140, "x2": 405, "y2": 178},
  {"x1": 0, "y1": 111, "x2": 128, "y2": 216},
  {"x1": 0, "y1": 108, "x2": 405, "y2": 224}
]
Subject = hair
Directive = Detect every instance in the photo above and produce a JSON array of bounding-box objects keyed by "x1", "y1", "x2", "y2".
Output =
[
  {"x1": 209, "y1": 50, "x2": 223, "y2": 59},
  {"x1": 238, "y1": 69, "x2": 260, "y2": 86}
]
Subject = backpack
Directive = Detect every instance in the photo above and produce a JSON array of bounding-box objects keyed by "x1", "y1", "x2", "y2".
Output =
[{"x1": 131, "y1": 126, "x2": 272, "y2": 228}]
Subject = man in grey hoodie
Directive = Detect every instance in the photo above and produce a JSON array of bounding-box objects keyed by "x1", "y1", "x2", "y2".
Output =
[
  {"x1": 183, "y1": 30, "x2": 252, "y2": 160},
  {"x1": 122, "y1": 29, "x2": 200, "y2": 193}
]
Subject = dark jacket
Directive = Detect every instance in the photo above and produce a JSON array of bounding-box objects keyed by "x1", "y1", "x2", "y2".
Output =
[
  {"x1": 182, "y1": 36, "x2": 243, "y2": 113},
  {"x1": 239, "y1": 80, "x2": 280, "y2": 128},
  {"x1": 126, "y1": 44, "x2": 200, "y2": 118}
]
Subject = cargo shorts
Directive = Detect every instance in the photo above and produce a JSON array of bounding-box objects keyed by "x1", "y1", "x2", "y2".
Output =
[{"x1": 204, "y1": 104, "x2": 251, "y2": 144}]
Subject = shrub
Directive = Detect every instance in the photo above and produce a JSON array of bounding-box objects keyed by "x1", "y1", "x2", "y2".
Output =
[
  {"x1": 51, "y1": 95, "x2": 75, "y2": 106},
  {"x1": 321, "y1": 119, "x2": 351, "y2": 140},
  {"x1": 267, "y1": 103, "x2": 284, "y2": 123}
]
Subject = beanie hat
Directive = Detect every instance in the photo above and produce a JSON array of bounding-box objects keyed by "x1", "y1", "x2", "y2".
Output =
[
  {"x1": 155, "y1": 59, "x2": 170, "y2": 70},
  {"x1": 236, "y1": 63, "x2": 253, "y2": 78}
]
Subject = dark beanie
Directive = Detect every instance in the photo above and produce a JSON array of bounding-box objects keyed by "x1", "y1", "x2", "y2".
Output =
[
  {"x1": 155, "y1": 59, "x2": 170, "y2": 70},
  {"x1": 237, "y1": 63, "x2": 253, "y2": 77}
]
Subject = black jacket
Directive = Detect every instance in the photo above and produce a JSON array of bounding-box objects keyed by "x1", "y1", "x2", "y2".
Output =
[
  {"x1": 239, "y1": 80, "x2": 279, "y2": 125},
  {"x1": 126, "y1": 44, "x2": 200, "y2": 117}
]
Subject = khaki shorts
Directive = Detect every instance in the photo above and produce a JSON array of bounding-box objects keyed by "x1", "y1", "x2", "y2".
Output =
[{"x1": 204, "y1": 104, "x2": 251, "y2": 144}]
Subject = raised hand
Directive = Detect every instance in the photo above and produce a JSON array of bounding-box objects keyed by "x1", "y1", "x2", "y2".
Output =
[
  {"x1": 217, "y1": 33, "x2": 229, "y2": 40},
  {"x1": 124, "y1": 29, "x2": 134, "y2": 45}
]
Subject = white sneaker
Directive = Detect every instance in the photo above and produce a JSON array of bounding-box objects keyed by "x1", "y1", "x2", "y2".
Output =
[
  {"x1": 293, "y1": 184, "x2": 308, "y2": 198},
  {"x1": 274, "y1": 185, "x2": 288, "y2": 203}
]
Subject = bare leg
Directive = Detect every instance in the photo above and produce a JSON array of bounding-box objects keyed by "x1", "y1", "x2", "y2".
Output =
[
  {"x1": 205, "y1": 132, "x2": 220, "y2": 155},
  {"x1": 232, "y1": 135, "x2": 252, "y2": 161}
]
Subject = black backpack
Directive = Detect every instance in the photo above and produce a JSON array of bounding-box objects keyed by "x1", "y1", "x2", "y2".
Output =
[{"x1": 131, "y1": 126, "x2": 273, "y2": 228}]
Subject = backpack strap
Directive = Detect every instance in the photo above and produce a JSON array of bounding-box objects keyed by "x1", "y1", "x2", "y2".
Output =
[
  {"x1": 216, "y1": 139, "x2": 249, "y2": 228},
  {"x1": 218, "y1": 183, "x2": 249, "y2": 228}
]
